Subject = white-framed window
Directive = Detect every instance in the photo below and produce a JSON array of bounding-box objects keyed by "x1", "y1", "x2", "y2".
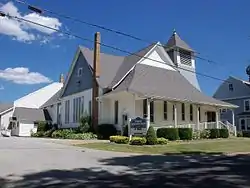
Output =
[
  {"x1": 179, "y1": 49, "x2": 192, "y2": 66},
  {"x1": 65, "y1": 100, "x2": 70, "y2": 124},
  {"x1": 239, "y1": 118, "x2": 250, "y2": 131},
  {"x1": 244, "y1": 99, "x2": 250, "y2": 112},
  {"x1": 81, "y1": 96, "x2": 84, "y2": 115},
  {"x1": 73, "y1": 97, "x2": 84, "y2": 123},
  {"x1": 89, "y1": 100, "x2": 92, "y2": 116},
  {"x1": 142, "y1": 99, "x2": 154, "y2": 122},
  {"x1": 190, "y1": 104, "x2": 193, "y2": 121},
  {"x1": 114, "y1": 100, "x2": 119, "y2": 124},
  {"x1": 78, "y1": 67, "x2": 83, "y2": 77},
  {"x1": 229, "y1": 83, "x2": 233, "y2": 91},
  {"x1": 181, "y1": 103, "x2": 185, "y2": 121},
  {"x1": 163, "y1": 101, "x2": 168, "y2": 120}
]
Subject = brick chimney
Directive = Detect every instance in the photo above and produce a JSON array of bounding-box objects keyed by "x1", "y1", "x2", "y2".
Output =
[
  {"x1": 92, "y1": 32, "x2": 100, "y2": 132},
  {"x1": 59, "y1": 73, "x2": 64, "y2": 84}
]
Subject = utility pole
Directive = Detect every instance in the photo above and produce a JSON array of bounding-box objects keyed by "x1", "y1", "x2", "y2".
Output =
[{"x1": 92, "y1": 32, "x2": 100, "y2": 133}]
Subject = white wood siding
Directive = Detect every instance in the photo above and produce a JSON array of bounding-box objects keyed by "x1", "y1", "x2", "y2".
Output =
[
  {"x1": 139, "y1": 50, "x2": 176, "y2": 71},
  {"x1": 61, "y1": 88, "x2": 92, "y2": 128}
]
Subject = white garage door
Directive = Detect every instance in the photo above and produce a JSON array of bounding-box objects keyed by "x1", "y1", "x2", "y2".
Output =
[{"x1": 19, "y1": 123, "x2": 34, "y2": 137}]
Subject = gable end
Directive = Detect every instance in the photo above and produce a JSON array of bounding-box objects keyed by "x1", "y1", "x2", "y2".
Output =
[{"x1": 61, "y1": 50, "x2": 93, "y2": 98}]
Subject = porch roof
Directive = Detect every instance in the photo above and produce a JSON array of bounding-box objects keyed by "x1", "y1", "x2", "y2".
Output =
[{"x1": 107, "y1": 64, "x2": 237, "y2": 108}]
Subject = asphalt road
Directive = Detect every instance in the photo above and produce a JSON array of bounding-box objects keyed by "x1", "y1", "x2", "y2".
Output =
[{"x1": 0, "y1": 137, "x2": 250, "y2": 188}]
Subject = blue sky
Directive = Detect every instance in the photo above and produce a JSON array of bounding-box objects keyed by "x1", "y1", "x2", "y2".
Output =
[{"x1": 0, "y1": 0, "x2": 249, "y2": 102}]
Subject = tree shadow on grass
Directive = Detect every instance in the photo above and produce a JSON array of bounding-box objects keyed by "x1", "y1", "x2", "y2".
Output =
[{"x1": 1, "y1": 153, "x2": 250, "y2": 188}]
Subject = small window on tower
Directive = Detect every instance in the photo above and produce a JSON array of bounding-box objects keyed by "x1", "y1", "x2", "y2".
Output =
[
  {"x1": 179, "y1": 49, "x2": 192, "y2": 66},
  {"x1": 78, "y1": 68, "x2": 83, "y2": 77},
  {"x1": 229, "y1": 83, "x2": 233, "y2": 91}
]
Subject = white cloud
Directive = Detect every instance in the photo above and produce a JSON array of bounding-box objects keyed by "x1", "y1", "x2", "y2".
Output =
[
  {"x1": 23, "y1": 13, "x2": 61, "y2": 34},
  {"x1": 0, "y1": 67, "x2": 52, "y2": 84},
  {"x1": 0, "y1": 2, "x2": 62, "y2": 42}
]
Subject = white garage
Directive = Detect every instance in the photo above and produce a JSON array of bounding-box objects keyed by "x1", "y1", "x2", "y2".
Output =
[
  {"x1": 10, "y1": 107, "x2": 52, "y2": 137},
  {"x1": 0, "y1": 104, "x2": 13, "y2": 131}
]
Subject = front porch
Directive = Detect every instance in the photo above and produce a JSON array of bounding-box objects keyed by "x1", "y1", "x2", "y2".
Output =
[{"x1": 98, "y1": 91, "x2": 236, "y2": 134}]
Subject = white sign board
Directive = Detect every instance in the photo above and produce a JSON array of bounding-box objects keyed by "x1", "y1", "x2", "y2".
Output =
[{"x1": 130, "y1": 117, "x2": 147, "y2": 136}]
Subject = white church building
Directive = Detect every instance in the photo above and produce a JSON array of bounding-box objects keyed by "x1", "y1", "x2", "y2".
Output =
[{"x1": 42, "y1": 31, "x2": 237, "y2": 134}]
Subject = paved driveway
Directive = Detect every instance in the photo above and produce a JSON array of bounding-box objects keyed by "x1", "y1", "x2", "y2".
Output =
[{"x1": 0, "y1": 137, "x2": 250, "y2": 188}]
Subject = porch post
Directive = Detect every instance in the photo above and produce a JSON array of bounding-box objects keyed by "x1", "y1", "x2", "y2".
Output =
[
  {"x1": 216, "y1": 109, "x2": 219, "y2": 129},
  {"x1": 231, "y1": 109, "x2": 237, "y2": 136},
  {"x1": 174, "y1": 103, "x2": 177, "y2": 128},
  {"x1": 196, "y1": 105, "x2": 200, "y2": 130},
  {"x1": 147, "y1": 98, "x2": 150, "y2": 129},
  {"x1": 231, "y1": 109, "x2": 235, "y2": 126},
  {"x1": 129, "y1": 94, "x2": 136, "y2": 136}
]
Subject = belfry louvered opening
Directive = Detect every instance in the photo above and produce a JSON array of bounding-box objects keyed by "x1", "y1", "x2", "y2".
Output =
[{"x1": 179, "y1": 49, "x2": 192, "y2": 66}]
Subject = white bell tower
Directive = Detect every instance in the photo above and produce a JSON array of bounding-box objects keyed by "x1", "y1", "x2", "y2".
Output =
[{"x1": 165, "y1": 30, "x2": 201, "y2": 91}]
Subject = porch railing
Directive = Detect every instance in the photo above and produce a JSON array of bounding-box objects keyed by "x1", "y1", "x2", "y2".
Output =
[{"x1": 220, "y1": 121, "x2": 237, "y2": 136}]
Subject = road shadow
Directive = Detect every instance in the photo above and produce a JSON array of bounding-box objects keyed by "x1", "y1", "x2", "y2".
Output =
[{"x1": 1, "y1": 153, "x2": 250, "y2": 188}]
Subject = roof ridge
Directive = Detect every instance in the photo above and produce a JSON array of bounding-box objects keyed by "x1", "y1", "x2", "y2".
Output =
[
  {"x1": 79, "y1": 45, "x2": 125, "y2": 57},
  {"x1": 14, "y1": 82, "x2": 61, "y2": 104}
]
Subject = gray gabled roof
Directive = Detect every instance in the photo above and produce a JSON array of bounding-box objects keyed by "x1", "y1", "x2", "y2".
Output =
[
  {"x1": 165, "y1": 32, "x2": 194, "y2": 52},
  {"x1": 0, "y1": 103, "x2": 13, "y2": 114},
  {"x1": 111, "y1": 64, "x2": 236, "y2": 108},
  {"x1": 13, "y1": 107, "x2": 52, "y2": 123},
  {"x1": 79, "y1": 43, "x2": 156, "y2": 89},
  {"x1": 41, "y1": 89, "x2": 62, "y2": 108},
  {"x1": 79, "y1": 46, "x2": 124, "y2": 88},
  {"x1": 109, "y1": 43, "x2": 156, "y2": 88}
]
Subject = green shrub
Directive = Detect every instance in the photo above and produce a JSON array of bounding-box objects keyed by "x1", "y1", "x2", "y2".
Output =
[
  {"x1": 43, "y1": 129, "x2": 54, "y2": 137},
  {"x1": 156, "y1": 128, "x2": 179, "y2": 141},
  {"x1": 51, "y1": 129, "x2": 97, "y2": 140},
  {"x1": 200, "y1": 129, "x2": 211, "y2": 139},
  {"x1": 51, "y1": 129, "x2": 74, "y2": 139},
  {"x1": 65, "y1": 133, "x2": 97, "y2": 140},
  {"x1": 97, "y1": 124, "x2": 117, "y2": 139},
  {"x1": 219, "y1": 129, "x2": 229, "y2": 138},
  {"x1": 110, "y1": 136, "x2": 129, "y2": 144},
  {"x1": 129, "y1": 137, "x2": 147, "y2": 145},
  {"x1": 78, "y1": 115, "x2": 91, "y2": 133},
  {"x1": 146, "y1": 126, "x2": 157, "y2": 145},
  {"x1": 123, "y1": 125, "x2": 128, "y2": 137},
  {"x1": 157, "y1": 137, "x2": 168, "y2": 145},
  {"x1": 242, "y1": 131, "x2": 250, "y2": 137},
  {"x1": 237, "y1": 131, "x2": 243, "y2": 137},
  {"x1": 31, "y1": 131, "x2": 44, "y2": 137},
  {"x1": 37, "y1": 121, "x2": 47, "y2": 132},
  {"x1": 192, "y1": 130, "x2": 201, "y2": 140},
  {"x1": 209, "y1": 129, "x2": 220, "y2": 139},
  {"x1": 178, "y1": 128, "x2": 193, "y2": 140}
]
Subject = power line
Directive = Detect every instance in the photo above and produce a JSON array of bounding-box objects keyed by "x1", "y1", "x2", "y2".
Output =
[
  {"x1": 0, "y1": 11, "x2": 230, "y2": 83},
  {"x1": 15, "y1": 0, "x2": 222, "y2": 66}
]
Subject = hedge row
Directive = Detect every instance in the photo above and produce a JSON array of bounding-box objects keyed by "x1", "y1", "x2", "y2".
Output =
[
  {"x1": 209, "y1": 128, "x2": 229, "y2": 139},
  {"x1": 237, "y1": 131, "x2": 250, "y2": 138},
  {"x1": 156, "y1": 128, "x2": 229, "y2": 141},
  {"x1": 156, "y1": 128, "x2": 193, "y2": 141},
  {"x1": 109, "y1": 135, "x2": 168, "y2": 145},
  {"x1": 32, "y1": 129, "x2": 97, "y2": 140}
]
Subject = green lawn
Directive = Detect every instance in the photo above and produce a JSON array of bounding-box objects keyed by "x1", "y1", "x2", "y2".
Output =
[{"x1": 76, "y1": 138, "x2": 250, "y2": 155}]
